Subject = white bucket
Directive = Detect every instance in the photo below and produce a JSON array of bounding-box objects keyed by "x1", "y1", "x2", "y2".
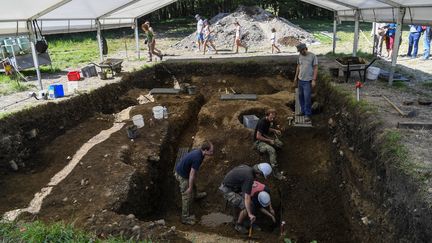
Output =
[
  {"x1": 152, "y1": 106, "x2": 164, "y2": 120},
  {"x1": 132, "y1": 114, "x2": 144, "y2": 128},
  {"x1": 366, "y1": 67, "x2": 380, "y2": 80}
]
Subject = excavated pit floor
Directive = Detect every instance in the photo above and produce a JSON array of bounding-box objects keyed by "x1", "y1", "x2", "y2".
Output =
[{"x1": 2, "y1": 73, "x2": 356, "y2": 242}]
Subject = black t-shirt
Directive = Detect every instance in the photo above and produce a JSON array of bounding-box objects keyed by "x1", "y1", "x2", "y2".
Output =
[
  {"x1": 222, "y1": 165, "x2": 255, "y2": 194},
  {"x1": 253, "y1": 117, "x2": 271, "y2": 141}
]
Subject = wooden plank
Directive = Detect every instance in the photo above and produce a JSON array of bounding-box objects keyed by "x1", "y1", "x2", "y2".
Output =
[
  {"x1": 397, "y1": 122, "x2": 432, "y2": 130},
  {"x1": 220, "y1": 94, "x2": 257, "y2": 100},
  {"x1": 150, "y1": 88, "x2": 181, "y2": 94}
]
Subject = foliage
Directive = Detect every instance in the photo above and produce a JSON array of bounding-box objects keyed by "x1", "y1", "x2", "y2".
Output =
[
  {"x1": 421, "y1": 81, "x2": 432, "y2": 90},
  {"x1": 146, "y1": 0, "x2": 332, "y2": 22},
  {"x1": 0, "y1": 75, "x2": 34, "y2": 95}
]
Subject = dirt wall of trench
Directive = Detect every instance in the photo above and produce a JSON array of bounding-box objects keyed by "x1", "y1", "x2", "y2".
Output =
[{"x1": 318, "y1": 80, "x2": 432, "y2": 242}]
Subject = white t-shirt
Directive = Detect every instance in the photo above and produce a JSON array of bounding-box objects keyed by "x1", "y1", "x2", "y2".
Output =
[
  {"x1": 197, "y1": 19, "x2": 204, "y2": 33},
  {"x1": 271, "y1": 33, "x2": 276, "y2": 44},
  {"x1": 235, "y1": 26, "x2": 241, "y2": 39}
]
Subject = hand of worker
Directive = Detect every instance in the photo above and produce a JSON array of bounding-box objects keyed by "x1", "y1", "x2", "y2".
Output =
[
  {"x1": 270, "y1": 208, "x2": 275, "y2": 216},
  {"x1": 270, "y1": 139, "x2": 275, "y2": 145},
  {"x1": 249, "y1": 214, "x2": 256, "y2": 223},
  {"x1": 275, "y1": 129, "x2": 281, "y2": 136},
  {"x1": 270, "y1": 215, "x2": 276, "y2": 223},
  {"x1": 312, "y1": 80, "x2": 316, "y2": 89},
  {"x1": 184, "y1": 187, "x2": 192, "y2": 195}
]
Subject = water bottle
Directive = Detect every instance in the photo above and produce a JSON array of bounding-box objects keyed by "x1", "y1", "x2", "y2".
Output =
[{"x1": 163, "y1": 106, "x2": 168, "y2": 119}]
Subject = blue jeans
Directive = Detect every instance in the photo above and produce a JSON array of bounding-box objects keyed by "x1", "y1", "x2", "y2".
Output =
[
  {"x1": 299, "y1": 80, "x2": 312, "y2": 116},
  {"x1": 424, "y1": 28, "x2": 431, "y2": 60},
  {"x1": 407, "y1": 32, "x2": 421, "y2": 57}
]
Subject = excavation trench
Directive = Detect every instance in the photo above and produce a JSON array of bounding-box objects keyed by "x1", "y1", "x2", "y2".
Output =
[{"x1": 1, "y1": 58, "x2": 429, "y2": 242}]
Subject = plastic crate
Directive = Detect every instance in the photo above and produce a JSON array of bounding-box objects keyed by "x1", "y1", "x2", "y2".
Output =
[
  {"x1": 67, "y1": 71, "x2": 81, "y2": 81},
  {"x1": 48, "y1": 84, "x2": 64, "y2": 99},
  {"x1": 243, "y1": 115, "x2": 259, "y2": 129},
  {"x1": 81, "y1": 65, "x2": 97, "y2": 78}
]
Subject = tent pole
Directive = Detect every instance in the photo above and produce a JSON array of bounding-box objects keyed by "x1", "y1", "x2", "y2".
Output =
[
  {"x1": 389, "y1": 7, "x2": 405, "y2": 86},
  {"x1": 333, "y1": 11, "x2": 337, "y2": 54},
  {"x1": 27, "y1": 21, "x2": 42, "y2": 90},
  {"x1": 135, "y1": 18, "x2": 140, "y2": 60},
  {"x1": 96, "y1": 19, "x2": 104, "y2": 63},
  {"x1": 372, "y1": 22, "x2": 377, "y2": 56},
  {"x1": 353, "y1": 10, "x2": 360, "y2": 57}
]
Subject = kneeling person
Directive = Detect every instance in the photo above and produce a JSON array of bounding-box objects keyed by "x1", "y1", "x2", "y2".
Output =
[
  {"x1": 219, "y1": 163, "x2": 272, "y2": 234},
  {"x1": 175, "y1": 141, "x2": 214, "y2": 225},
  {"x1": 251, "y1": 181, "x2": 276, "y2": 225}
]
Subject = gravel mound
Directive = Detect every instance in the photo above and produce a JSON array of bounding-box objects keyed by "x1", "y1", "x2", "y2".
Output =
[{"x1": 174, "y1": 5, "x2": 314, "y2": 50}]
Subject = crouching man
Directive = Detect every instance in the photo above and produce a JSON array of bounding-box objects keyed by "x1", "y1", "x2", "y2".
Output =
[
  {"x1": 174, "y1": 141, "x2": 214, "y2": 225},
  {"x1": 219, "y1": 163, "x2": 272, "y2": 234}
]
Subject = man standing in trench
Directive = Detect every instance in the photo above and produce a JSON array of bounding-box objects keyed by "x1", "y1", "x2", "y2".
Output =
[
  {"x1": 254, "y1": 109, "x2": 285, "y2": 180},
  {"x1": 174, "y1": 141, "x2": 214, "y2": 225},
  {"x1": 219, "y1": 163, "x2": 273, "y2": 234},
  {"x1": 294, "y1": 43, "x2": 318, "y2": 123}
]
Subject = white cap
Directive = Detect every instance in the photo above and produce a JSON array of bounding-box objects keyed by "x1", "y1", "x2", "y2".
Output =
[
  {"x1": 258, "y1": 191, "x2": 271, "y2": 207},
  {"x1": 257, "y1": 163, "x2": 272, "y2": 178}
]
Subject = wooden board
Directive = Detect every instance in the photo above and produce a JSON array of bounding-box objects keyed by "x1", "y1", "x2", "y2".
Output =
[
  {"x1": 294, "y1": 88, "x2": 312, "y2": 127},
  {"x1": 220, "y1": 94, "x2": 257, "y2": 100},
  {"x1": 397, "y1": 122, "x2": 432, "y2": 130},
  {"x1": 150, "y1": 88, "x2": 181, "y2": 94}
]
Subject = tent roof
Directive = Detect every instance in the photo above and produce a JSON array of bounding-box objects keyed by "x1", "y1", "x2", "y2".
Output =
[
  {"x1": 0, "y1": 0, "x2": 178, "y2": 36},
  {"x1": 301, "y1": 0, "x2": 432, "y2": 25}
]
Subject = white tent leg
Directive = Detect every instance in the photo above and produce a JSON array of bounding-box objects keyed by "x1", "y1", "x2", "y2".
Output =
[
  {"x1": 27, "y1": 21, "x2": 42, "y2": 90},
  {"x1": 389, "y1": 8, "x2": 405, "y2": 86},
  {"x1": 96, "y1": 20, "x2": 104, "y2": 63},
  {"x1": 353, "y1": 10, "x2": 359, "y2": 57},
  {"x1": 30, "y1": 41, "x2": 42, "y2": 90},
  {"x1": 135, "y1": 18, "x2": 140, "y2": 60},
  {"x1": 332, "y1": 12, "x2": 337, "y2": 54}
]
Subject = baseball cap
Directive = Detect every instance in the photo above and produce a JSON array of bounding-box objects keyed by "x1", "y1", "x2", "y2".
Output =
[{"x1": 296, "y1": 43, "x2": 307, "y2": 52}]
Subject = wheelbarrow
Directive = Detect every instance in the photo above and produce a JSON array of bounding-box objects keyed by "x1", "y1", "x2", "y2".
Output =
[
  {"x1": 335, "y1": 56, "x2": 377, "y2": 83},
  {"x1": 90, "y1": 58, "x2": 123, "y2": 79}
]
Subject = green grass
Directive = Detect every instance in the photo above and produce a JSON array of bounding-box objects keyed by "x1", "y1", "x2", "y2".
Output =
[
  {"x1": 0, "y1": 75, "x2": 35, "y2": 95},
  {"x1": 0, "y1": 221, "x2": 152, "y2": 243}
]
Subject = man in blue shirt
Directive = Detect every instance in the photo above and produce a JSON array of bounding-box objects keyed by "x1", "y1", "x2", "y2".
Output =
[
  {"x1": 424, "y1": 26, "x2": 431, "y2": 60},
  {"x1": 174, "y1": 141, "x2": 214, "y2": 225}
]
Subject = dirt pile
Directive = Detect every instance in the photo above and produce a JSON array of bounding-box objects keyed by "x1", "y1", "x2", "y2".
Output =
[{"x1": 174, "y1": 5, "x2": 314, "y2": 50}]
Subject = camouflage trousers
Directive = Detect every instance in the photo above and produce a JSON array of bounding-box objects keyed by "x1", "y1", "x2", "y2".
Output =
[
  {"x1": 174, "y1": 172, "x2": 196, "y2": 218},
  {"x1": 254, "y1": 138, "x2": 283, "y2": 167}
]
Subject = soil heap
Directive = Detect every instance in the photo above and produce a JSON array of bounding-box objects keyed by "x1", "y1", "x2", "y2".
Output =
[{"x1": 174, "y1": 5, "x2": 314, "y2": 50}]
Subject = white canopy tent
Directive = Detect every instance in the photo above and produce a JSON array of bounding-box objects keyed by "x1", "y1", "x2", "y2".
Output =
[
  {"x1": 301, "y1": 0, "x2": 432, "y2": 85},
  {"x1": 0, "y1": 0, "x2": 178, "y2": 89}
]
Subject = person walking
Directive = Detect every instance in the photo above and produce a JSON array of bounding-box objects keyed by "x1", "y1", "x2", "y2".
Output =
[
  {"x1": 407, "y1": 25, "x2": 423, "y2": 58},
  {"x1": 294, "y1": 43, "x2": 318, "y2": 123},
  {"x1": 253, "y1": 109, "x2": 285, "y2": 180},
  {"x1": 203, "y1": 19, "x2": 218, "y2": 55},
  {"x1": 219, "y1": 163, "x2": 272, "y2": 234},
  {"x1": 385, "y1": 23, "x2": 397, "y2": 59},
  {"x1": 195, "y1": 14, "x2": 204, "y2": 51},
  {"x1": 270, "y1": 28, "x2": 281, "y2": 54},
  {"x1": 141, "y1": 22, "x2": 163, "y2": 62},
  {"x1": 424, "y1": 26, "x2": 431, "y2": 60},
  {"x1": 371, "y1": 22, "x2": 387, "y2": 57},
  {"x1": 174, "y1": 141, "x2": 214, "y2": 225},
  {"x1": 233, "y1": 21, "x2": 248, "y2": 54}
]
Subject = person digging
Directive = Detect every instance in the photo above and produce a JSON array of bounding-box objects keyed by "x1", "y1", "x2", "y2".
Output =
[
  {"x1": 174, "y1": 141, "x2": 214, "y2": 225},
  {"x1": 253, "y1": 109, "x2": 285, "y2": 180},
  {"x1": 219, "y1": 163, "x2": 273, "y2": 234}
]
